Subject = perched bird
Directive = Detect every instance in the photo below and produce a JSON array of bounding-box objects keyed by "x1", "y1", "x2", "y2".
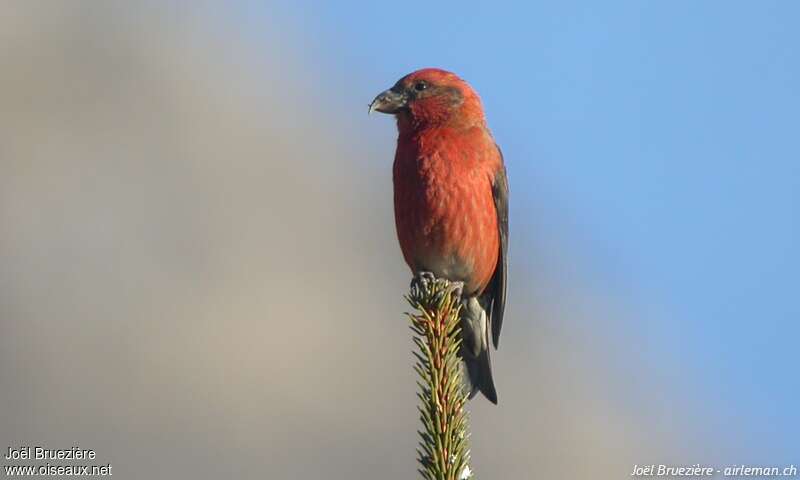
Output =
[{"x1": 370, "y1": 68, "x2": 508, "y2": 404}]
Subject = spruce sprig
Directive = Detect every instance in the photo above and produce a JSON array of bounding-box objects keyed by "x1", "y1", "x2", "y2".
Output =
[{"x1": 406, "y1": 275, "x2": 472, "y2": 480}]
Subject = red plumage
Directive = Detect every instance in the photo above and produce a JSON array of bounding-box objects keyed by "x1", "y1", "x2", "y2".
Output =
[
  {"x1": 393, "y1": 115, "x2": 501, "y2": 296},
  {"x1": 371, "y1": 68, "x2": 508, "y2": 404}
]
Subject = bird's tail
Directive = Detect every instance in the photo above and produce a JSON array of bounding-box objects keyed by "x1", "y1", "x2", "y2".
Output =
[
  {"x1": 460, "y1": 296, "x2": 498, "y2": 404},
  {"x1": 463, "y1": 341, "x2": 497, "y2": 404}
]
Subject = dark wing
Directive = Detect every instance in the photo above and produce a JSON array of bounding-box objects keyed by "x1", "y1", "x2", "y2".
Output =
[{"x1": 489, "y1": 147, "x2": 509, "y2": 349}]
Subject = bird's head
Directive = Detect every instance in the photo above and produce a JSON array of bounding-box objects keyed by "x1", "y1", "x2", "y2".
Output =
[{"x1": 369, "y1": 68, "x2": 485, "y2": 131}]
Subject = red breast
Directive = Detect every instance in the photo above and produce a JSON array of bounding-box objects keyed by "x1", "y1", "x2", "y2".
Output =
[{"x1": 393, "y1": 125, "x2": 501, "y2": 296}]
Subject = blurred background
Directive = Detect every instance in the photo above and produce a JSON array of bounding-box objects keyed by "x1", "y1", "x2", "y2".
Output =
[{"x1": 1, "y1": 1, "x2": 797, "y2": 478}]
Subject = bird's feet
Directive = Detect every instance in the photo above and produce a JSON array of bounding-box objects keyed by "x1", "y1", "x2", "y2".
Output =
[
  {"x1": 411, "y1": 271, "x2": 465, "y2": 302},
  {"x1": 411, "y1": 271, "x2": 437, "y2": 293}
]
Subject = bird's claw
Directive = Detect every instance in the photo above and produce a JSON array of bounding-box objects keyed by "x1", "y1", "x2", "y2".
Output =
[
  {"x1": 411, "y1": 271, "x2": 465, "y2": 302},
  {"x1": 411, "y1": 271, "x2": 437, "y2": 293}
]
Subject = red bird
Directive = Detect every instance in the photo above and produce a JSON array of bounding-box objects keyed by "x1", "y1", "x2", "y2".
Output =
[{"x1": 370, "y1": 68, "x2": 508, "y2": 404}]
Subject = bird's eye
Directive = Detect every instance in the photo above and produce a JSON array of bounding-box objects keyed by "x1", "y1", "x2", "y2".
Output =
[{"x1": 414, "y1": 81, "x2": 428, "y2": 91}]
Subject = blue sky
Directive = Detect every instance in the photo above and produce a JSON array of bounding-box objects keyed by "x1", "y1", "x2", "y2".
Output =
[{"x1": 256, "y1": 0, "x2": 799, "y2": 459}]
